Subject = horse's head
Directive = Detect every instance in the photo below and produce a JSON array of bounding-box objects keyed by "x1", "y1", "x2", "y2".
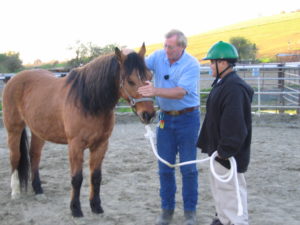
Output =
[{"x1": 115, "y1": 44, "x2": 156, "y2": 124}]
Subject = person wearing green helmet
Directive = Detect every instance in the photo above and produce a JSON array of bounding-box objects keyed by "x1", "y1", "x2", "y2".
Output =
[
  {"x1": 203, "y1": 41, "x2": 239, "y2": 87},
  {"x1": 197, "y1": 41, "x2": 254, "y2": 225}
]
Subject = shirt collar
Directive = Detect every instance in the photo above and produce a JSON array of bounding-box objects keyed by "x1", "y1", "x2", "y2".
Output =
[{"x1": 163, "y1": 50, "x2": 186, "y2": 66}]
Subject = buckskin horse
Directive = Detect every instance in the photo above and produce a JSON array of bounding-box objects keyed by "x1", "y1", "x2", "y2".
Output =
[{"x1": 2, "y1": 44, "x2": 155, "y2": 217}]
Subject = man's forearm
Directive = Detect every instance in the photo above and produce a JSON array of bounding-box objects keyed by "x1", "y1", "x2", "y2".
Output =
[{"x1": 154, "y1": 87, "x2": 186, "y2": 99}]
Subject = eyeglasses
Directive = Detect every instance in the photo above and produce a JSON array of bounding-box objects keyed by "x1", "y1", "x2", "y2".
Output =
[
  {"x1": 164, "y1": 44, "x2": 179, "y2": 50},
  {"x1": 211, "y1": 60, "x2": 223, "y2": 64}
]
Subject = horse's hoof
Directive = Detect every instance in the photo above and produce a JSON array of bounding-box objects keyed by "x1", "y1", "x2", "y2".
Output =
[
  {"x1": 91, "y1": 205, "x2": 104, "y2": 214},
  {"x1": 33, "y1": 185, "x2": 43, "y2": 194},
  {"x1": 32, "y1": 175, "x2": 43, "y2": 194},
  {"x1": 11, "y1": 192, "x2": 21, "y2": 200},
  {"x1": 90, "y1": 199, "x2": 104, "y2": 214},
  {"x1": 70, "y1": 201, "x2": 84, "y2": 217},
  {"x1": 72, "y1": 209, "x2": 84, "y2": 218}
]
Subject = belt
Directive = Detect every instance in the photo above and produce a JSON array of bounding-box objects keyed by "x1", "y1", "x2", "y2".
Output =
[{"x1": 162, "y1": 106, "x2": 199, "y2": 116}]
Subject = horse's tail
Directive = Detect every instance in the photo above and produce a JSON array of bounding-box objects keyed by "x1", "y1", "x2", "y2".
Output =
[{"x1": 18, "y1": 128, "x2": 30, "y2": 191}]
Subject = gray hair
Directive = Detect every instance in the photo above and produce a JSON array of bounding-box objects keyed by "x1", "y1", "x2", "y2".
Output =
[{"x1": 165, "y1": 29, "x2": 187, "y2": 48}]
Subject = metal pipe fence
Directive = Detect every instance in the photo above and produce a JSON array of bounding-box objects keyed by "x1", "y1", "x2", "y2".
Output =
[
  {"x1": 199, "y1": 63, "x2": 300, "y2": 115},
  {"x1": 1, "y1": 63, "x2": 300, "y2": 115}
]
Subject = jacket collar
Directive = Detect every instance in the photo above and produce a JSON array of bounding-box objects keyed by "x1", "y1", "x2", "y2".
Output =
[{"x1": 214, "y1": 71, "x2": 235, "y2": 86}]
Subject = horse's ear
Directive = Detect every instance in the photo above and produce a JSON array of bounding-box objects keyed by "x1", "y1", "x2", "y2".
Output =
[
  {"x1": 138, "y1": 42, "x2": 146, "y2": 58},
  {"x1": 115, "y1": 47, "x2": 125, "y2": 64}
]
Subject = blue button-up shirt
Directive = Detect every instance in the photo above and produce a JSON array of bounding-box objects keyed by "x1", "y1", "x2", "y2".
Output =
[{"x1": 145, "y1": 49, "x2": 200, "y2": 111}]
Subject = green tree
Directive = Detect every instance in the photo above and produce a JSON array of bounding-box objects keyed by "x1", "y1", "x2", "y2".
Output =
[
  {"x1": 0, "y1": 52, "x2": 23, "y2": 72},
  {"x1": 229, "y1": 37, "x2": 258, "y2": 62},
  {"x1": 67, "y1": 41, "x2": 123, "y2": 68}
]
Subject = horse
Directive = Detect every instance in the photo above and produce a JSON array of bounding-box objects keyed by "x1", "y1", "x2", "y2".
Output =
[{"x1": 2, "y1": 44, "x2": 156, "y2": 217}]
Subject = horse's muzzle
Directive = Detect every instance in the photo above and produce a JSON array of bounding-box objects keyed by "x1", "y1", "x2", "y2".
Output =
[{"x1": 141, "y1": 111, "x2": 156, "y2": 124}]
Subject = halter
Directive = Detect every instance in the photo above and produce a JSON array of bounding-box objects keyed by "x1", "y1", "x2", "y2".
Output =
[
  {"x1": 120, "y1": 75, "x2": 154, "y2": 110},
  {"x1": 122, "y1": 86, "x2": 154, "y2": 107}
]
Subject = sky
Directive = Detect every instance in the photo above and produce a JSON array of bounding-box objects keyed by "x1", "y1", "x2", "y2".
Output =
[{"x1": 0, "y1": 0, "x2": 298, "y2": 64}]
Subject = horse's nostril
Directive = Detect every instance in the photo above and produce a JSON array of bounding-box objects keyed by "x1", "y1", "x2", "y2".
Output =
[
  {"x1": 142, "y1": 112, "x2": 150, "y2": 122},
  {"x1": 142, "y1": 111, "x2": 155, "y2": 123}
]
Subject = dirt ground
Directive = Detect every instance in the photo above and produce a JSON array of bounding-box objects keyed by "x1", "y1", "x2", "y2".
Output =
[{"x1": 0, "y1": 113, "x2": 299, "y2": 225}]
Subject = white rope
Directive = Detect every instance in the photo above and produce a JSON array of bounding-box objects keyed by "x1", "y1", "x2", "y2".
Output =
[{"x1": 144, "y1": 125, "x2": 243, "y2": 216}]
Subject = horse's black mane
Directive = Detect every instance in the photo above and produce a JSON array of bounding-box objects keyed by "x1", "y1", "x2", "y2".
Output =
[
  {"x1": 65, "y1": 52, "x2": 147, "y2": 116},
  {"x1": 123, "y1": 52, "x2": 148, "y2": 80}
]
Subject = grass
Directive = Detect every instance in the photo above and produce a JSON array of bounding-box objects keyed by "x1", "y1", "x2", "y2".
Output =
[
  {"x1": 115, "y1": 107, "x2": 133, "y2": 113},
  {"x1": 143, "y1": 11, "x2": 300, "y2": 62},
  {"x1": 25, "y1": 62, "x2": 69, "y2": 70},
  {"x1": 257, "y1": 109, "x2": 298, "y2": 115}
]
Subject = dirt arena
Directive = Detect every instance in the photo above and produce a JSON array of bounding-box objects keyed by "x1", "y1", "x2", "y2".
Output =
[{"x1": 0, "y1": 113, "x2": 299, "y2": 225}]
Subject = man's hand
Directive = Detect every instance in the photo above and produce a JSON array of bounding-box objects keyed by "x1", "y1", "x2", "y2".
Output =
[
  {"x1": 137, "y1": 81, "x2": 156, "y2": 97},
  {"x1": 138, "y1": 81, "x2": 186, "y2": 99}
]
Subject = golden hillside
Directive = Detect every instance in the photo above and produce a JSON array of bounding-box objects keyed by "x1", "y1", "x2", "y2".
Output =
[{"x1": 145, "y1": 11, "x2": 300, "y2": 61}]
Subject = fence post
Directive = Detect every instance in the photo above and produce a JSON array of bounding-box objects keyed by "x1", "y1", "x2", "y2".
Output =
[
  {"x1": 298, "y1": 65, "x2": 300, "y2": 115},
  {"x1": 252, "y1": 67, "x2": 261, "y2": 115},
  {"x1": 278, "y1": 63, "x2": 285, "y2": 113},
  {"x1": 257, "y1": 75, "x2": 261, "y2": 116}
]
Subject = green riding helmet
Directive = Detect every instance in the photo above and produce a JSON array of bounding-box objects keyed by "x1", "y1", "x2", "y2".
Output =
[{"x1": 203, "y1": 41, "x2": 239, "y2": 60}]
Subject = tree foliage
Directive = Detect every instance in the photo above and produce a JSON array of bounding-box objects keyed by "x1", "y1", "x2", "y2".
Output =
[
  {"x1": 67, "y1": 41, "x2": 124, "y2": 68},
  {"x1": 0, "y1": 52, "x2": 23, "y2": 73},
  {"x1": 229, "y1": 37, "x2": 258, "y2": 62}
]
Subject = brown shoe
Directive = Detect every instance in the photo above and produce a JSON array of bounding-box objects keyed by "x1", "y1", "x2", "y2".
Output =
[
  {"x1": 155, "y1": 209, "x2": 174, "y2": 225},
  {"x1": 210, "y1": 218, "x2": 223, "y2": 225},
  {"x1": 184, "y1": 210, "x2": 197, "y2": 225}
]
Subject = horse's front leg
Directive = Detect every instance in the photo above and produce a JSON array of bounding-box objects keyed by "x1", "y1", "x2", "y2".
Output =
[
  {"x1": 89, "y1": 141, "x2": 108, "y2": 214},
  {"x1": 68, "y1": 142, "x2": 84, "y2": 217}
]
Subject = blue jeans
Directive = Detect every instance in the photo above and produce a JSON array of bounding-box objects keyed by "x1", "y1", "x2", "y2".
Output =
[{"x1": 156, "y1": 109, "x2": 200, "y2": 211}]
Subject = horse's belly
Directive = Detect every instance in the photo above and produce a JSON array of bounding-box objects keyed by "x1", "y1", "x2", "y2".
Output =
[
  {"x1": 45, "y1": 136, "x2": 68, "y2": 144},
  {"x1": 35, "y1": 131, "x2": 68, "y2": 144},
  {"x1": 29, "y1": 122, "x2": 68, "y2": 144}
]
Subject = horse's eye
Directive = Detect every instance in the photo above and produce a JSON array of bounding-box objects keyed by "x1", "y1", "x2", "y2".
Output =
[{"x1": 127, "y1": 80, "x2": 135, "y2": 86}]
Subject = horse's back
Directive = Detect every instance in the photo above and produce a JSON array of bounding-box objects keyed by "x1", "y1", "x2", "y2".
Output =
[
  {"x1": 3, "y1": 69, "x2": 67, "y2": 138},
  {"x1": 4, "y1": 69, "x2": 58, "y2": 90},
  {"x1": 4, "y1": 69, "x2": 58, "y2": 97},
  {"x1": 3, "y1": 69, "x2": 63, "y2": 110}
]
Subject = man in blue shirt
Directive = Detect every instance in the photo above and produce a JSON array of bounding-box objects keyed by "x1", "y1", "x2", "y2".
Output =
[{"x1": 138, "y1": 29, "x2": 200, "y2": 225}]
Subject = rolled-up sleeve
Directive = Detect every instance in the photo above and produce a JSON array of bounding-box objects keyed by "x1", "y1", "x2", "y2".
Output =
[{"x1": 178, "y1": 62, "x2": 200, "y2": 94}]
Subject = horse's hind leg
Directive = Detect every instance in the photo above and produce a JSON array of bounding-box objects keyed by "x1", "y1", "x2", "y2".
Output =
[
  {"x1": 89, "y1": 141, "x2": 108, "y2": 214},
  {"x1": 7, "y1": 126, "x2": 30, "y2": 199},
  {"x1": 29, "y1": 133, "x2": 45, "y2": 194}
]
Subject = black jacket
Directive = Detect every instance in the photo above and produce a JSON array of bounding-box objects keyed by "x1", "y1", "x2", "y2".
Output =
[{"x1": 197, "y1": 71, "x2": 254, "y2": 172}]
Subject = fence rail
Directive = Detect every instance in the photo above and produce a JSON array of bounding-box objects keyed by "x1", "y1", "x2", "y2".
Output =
[
  {"x1": 199, "y1": 63, "x2": 300, "y2": 114},
  {"x1": 1, "y1": 63, "x2": 300, "y2": 115}
]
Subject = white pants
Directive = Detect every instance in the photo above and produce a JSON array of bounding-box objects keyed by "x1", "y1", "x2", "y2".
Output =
[{"x1": 209, "y1": 161, "x2": 249, "y2": 225}]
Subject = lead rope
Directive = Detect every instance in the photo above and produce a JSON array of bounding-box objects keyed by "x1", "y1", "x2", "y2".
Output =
[{"x1": 144, "y1": 125, "x2": 243, "y2": 216}]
